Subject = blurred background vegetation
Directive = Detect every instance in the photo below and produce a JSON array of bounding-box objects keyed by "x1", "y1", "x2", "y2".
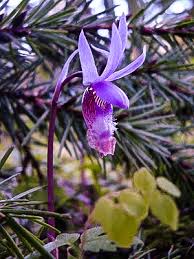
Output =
[{"x1": 0, "y1": 0, "x2": 194, "y2": 258}]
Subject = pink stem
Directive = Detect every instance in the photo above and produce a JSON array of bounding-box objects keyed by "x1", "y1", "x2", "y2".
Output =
[
  {"x1": 47, "y1": 72, "x2": 82, "y2": 243},
  {"x1": 47, "y1": 104, "x2": 57, "y2": 240}
]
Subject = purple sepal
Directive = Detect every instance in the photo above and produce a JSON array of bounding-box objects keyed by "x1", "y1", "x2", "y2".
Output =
[
  {"x1": 106, "y1": 46, "x2": 146, "y2": 81},
  {"x1": 118, "y1": 13, "x2": 128, "y2": 52},
  {"x1": 99, "y1": 24, "x2": 122, "y2": 80},
  {"x1": 56, "y1": 49, "x2": 78, "y2": 88},
  {"x1": 78, "y1": 30, "x2": 99, "y2": 85}
]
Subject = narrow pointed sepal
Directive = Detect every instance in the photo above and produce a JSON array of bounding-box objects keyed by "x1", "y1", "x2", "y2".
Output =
[
  {"x1": 78, "y1": 30, "x2": 99, "y2": 85},
  {"x1": 118, "y1": 13, "x2": 128, "y2": 52},
  {"x1": 99, "y1": 23, "x2": 122, "y2": 80},
  {"x1": 91, "y1": 44, "x2": 109, "y2": 58},
  {"x1": 56, "y1": 49, "x2": 78, "y2": 87},
  {"x1": 106, "y1": 46, "x2": 146, "y2": 81}
]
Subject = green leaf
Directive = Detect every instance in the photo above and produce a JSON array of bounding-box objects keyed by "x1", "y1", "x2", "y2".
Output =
[
  {"x1": 13, "y1": 175, "x2": 47, "y2": 201},
  {"x1": 35, "y1": 8, "x2": 75, "y2": 26},
  {"x1": 106, "y1": 205, "x2": 139, "y2": 248},
  {"x1": 0, "y1": 208, "x2": 70, "y2": 220},
  {"x1": 130, "y1": 0, "x2": 158, "y2": 23},
  {"x1": 118, "y1": 190, "x2": 148, "y2": 220},
  {"x1": 133, "y1": 168, "x2": 156, "y2": 199},
  {"x1": 0, "y1": 146, "x2": 14, "y2": 170},
  {"x1": 0, "y1": 173, "x2": 20, "y2": 188},
  {"x1": 6, "y1": 217, "x2": 53, "y2": 258},
  {"x1": 0, "y1": 0, "x2": 29, "y2": 26},
  {"x1": 156, "y1": 177, "x2": 181, "y2": 198},
  {"x1": 29, "y1": 0, "x2": 62, "y2": 26},
  {"x1": 91, "y1": 197, "x2": 114, "y2": 230},
  {"x1": 81, "y1": 227, "x2": 117, "y2": 252},
  {"x1": 92, "y1": 197, "x2": 139, "y2": 247},
  {"x1": 22, "y1": 110, "x2": 49, "y2": 146},
  {"x1": 0, "y1": 225, "x2": 24, "y2": 259},
  {"x1": 150, "y1": 190, "x2": 179, "y2": 230},
  {"x1": 145, "y1": 0, "x2": 175, "y2": 24},
  {"x1": 32, "y1": 219, "x2": 61, "y2": 235},
  {"x1": 12, "y1": 185, "x2": 47, "y2": 200}
]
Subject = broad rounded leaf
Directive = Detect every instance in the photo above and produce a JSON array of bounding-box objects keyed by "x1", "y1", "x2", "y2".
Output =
[
  {"x1": 91, "y1": 197, "x2": 114, "y2": 228},
  {"x1": 107, "y1": 205, "x2": 139, "y2": 248},
  {"x1": 92, "y1": 197, "x2": 139, "y2": 247},
  {"x1": 118, "y1": 190, "x2": 148, "y2": 220},
  {"x1": 156, "y1": 177, "x2": 181, "y2": 198},
  {"x1": 150, "y1": 190, "x2": 179, "y2": 231},
  {"x1": 133, "y1": 168, "x2": 156, "y2": 198}
]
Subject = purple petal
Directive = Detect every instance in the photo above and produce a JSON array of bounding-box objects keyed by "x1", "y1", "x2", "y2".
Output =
[
  {"x1": 56, "y1": 49, "x2": 78, "y2": 87},
  {"x1": 92, "y1": 81, "x2": 129, "y2": 109},
  {"x1": 105, "y1": 46, "x2": 146, "y2": 81},
  {"x1": 119, "y1": 14, "x2": 128, "y2": 52},
  {"x1": 91, "y1": 15, "x2": 128, "y2": 62},
  {"x1": 78, "y1": 30, "x2": 99, "y2": 85},
  {"x1": 82, "y1": 88, "x2": 116, "y2": 156},
  {"x1": 99, "y1": 24, "x2": 122, "y2": 80},
  {"x1": 91, "y1": 44, "x2": 109, "y2": 58}
]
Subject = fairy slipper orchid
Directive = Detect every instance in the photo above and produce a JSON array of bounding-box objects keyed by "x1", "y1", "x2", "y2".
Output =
[{"x1": 79, "y1": 15, "x2": 146, "y2": 157}]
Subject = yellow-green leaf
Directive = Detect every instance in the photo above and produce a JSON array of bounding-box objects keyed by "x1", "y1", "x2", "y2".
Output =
[
  {"x1": 92, "y1": 197, "x2": 139, "y2": 248},
  {"x1": 91, "y1": 197, "x2": 114, "y2": 230},
  {"x1": 118, "y1": 190, "x2": 148, "y2": 220},
  {"x1": 106, "y1": 205, "x2": 139, "y2": 248},
  {"x1": 156, "y1": 177, "x2": 181, "y2": 198},
  {"x1": 150, "y1": 190, "x2": 179, "y2": 230},
  {"x1": 133, "y1": 168, "x2": 156, "y2": 198}
]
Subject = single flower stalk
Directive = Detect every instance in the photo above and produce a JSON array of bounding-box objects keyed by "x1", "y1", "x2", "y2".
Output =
[
  {"x1": 47, "y1": 50, "x2": 80, "y2": 246},
  {"x1": 78, "y1": 14, "x2": 146, "y2": 157}
]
